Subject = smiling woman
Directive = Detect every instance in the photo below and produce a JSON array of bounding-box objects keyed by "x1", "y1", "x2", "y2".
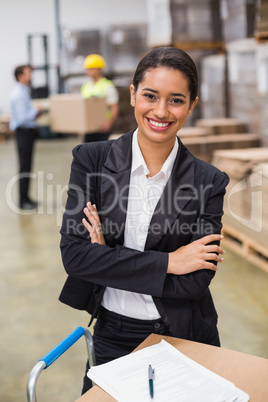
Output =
[
  {"x1": 59, "y1": 46, "x2": 229, "y2": 395},
  {"x1": 129, "y1": 47, "x2": 199, "y2": 175},
  {"x1": 130, "y1": 67, "x2": 198, "y2": 169}
]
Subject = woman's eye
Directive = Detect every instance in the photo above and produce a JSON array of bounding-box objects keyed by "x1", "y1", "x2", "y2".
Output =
[
  {"x1": 144, "y1": 93, "x2": 156, "y2": 100},
  {"x1": 170, "y1": 98, "x2": 183, "y2": 104}
]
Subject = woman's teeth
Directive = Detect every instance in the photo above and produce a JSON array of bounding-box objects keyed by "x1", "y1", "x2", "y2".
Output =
[{"x1": 149, "y1": 119, "x2": 170, "y2": 127}]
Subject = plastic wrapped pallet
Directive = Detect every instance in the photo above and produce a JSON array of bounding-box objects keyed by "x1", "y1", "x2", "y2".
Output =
[
  {"x1": 61, "y1": 29, "x2": 102, "y2": 75},
  {"x1": 220, "y1": 0, "x2": 257, "y2": 43},
  {"x1": 108, "y1": 24, "x2": 148, "y2": 73},
  {"x1": 200, "y1": 54, "x2": 228, "y2": 118},
  {"x1": 256, "y1": 41, "x2": 268, "y2": 146},
  {"x1": 112, "y1": 78, "x2": 137, "y2": 133},
  {"x1": 182, "y1": 49, "x2": 217, "y2": 127},
  {"x1": 226, "y1": 38, "x2": 260, "y2": 134},
  {"x1": 170, "y1": 0, "x2": 222, "y2": 43}
]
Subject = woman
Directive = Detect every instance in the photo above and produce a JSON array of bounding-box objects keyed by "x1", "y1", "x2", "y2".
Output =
[{"x1": 59, "y1": 47, "x2": 229, "y2": 393}]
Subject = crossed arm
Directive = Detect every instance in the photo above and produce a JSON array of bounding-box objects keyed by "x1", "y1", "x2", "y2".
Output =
[{"x1": 82, "y1": 201, "x2": 225, "y2": 277}]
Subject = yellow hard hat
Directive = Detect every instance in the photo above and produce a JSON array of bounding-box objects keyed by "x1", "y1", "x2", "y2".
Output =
[{"x1": 83, "y1": 54, "x2": 106, "y2": 69}]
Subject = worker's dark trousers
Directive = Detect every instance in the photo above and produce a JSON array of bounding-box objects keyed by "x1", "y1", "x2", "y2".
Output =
[
  {"x1": 15, "y1": 128, "x2": 37, "y2": 205},
  {"x1": 81, "y1": 306, "x2": 171, "y2": 395}
]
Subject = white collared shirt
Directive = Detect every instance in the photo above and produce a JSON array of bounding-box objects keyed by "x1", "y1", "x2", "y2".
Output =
[{"x1": 101, "y1": 129, "x2": 179, "y2": 319}]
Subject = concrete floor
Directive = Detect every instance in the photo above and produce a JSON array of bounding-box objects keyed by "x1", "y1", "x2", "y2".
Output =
[{"x1": 0, "y1": 136, "x2": 268, "y2": 402}]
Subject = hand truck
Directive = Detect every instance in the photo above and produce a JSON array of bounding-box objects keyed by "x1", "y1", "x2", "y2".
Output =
[{"x1": 27, "y1": 326, "x2": 96, "y2": 402}]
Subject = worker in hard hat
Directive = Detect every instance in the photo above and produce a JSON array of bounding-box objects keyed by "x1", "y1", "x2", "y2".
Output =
[{"x1": 80, "y1": 54, "x2": 119, "y2": 142}]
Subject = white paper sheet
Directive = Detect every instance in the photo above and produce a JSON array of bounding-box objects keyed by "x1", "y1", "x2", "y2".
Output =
[{"x1": 87, "y1": 340, "x2": 249, "y2": 402}]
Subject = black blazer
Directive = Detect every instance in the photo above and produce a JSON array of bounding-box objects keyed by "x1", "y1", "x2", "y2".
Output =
[{"x1": 59, "y1": 130, "x2": 229, "y2": 344}]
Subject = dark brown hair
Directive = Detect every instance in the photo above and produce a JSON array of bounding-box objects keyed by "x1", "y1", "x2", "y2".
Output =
[
  {"x1": 133, "y1": 47, "x2": 198, "y2": 104},
  {"x1": 14, "y1": 64, "x2": 32, "y2": 81}
]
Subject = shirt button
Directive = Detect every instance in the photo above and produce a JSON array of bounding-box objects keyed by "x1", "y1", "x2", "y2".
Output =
[{"x1": 154, "y1": 322, "x2": 161, "y2": 330}]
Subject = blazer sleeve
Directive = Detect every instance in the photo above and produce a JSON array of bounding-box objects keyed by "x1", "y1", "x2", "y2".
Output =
[
  {"x1": 160, "y1": 168, "x2": 229, "y2": 300},
  {"x1": 60, "y1": 144, "x2": 168, "y2": 297}
]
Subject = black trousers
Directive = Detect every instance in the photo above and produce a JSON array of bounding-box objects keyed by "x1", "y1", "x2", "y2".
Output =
[
  {"x1": 81, "y1": 306, "x2": 172, "y2": 395},
  {"x1": 15, "y1": 128, "x2": 37, "y2": 205}
]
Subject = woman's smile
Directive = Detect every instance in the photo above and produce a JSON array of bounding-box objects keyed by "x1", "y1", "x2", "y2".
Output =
[{"x1": 146, "y1": 117, "x2": 173, "y2": 131}]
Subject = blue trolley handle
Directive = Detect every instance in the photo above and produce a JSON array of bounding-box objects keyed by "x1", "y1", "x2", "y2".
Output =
[{"x1": 27, "y1": 327, "x2": 96, "y2": 402}]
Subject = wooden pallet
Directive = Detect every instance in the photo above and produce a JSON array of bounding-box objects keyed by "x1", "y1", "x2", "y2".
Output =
[
  {"x1": 222, "y1": 224, "x2": 268, "y2": 273},
  {"x1": 173, "y1": 40, "x2": 224, "y2": 51},
  {"x1": 255, "y1": 31, "x2": 268, "y2": 43}
]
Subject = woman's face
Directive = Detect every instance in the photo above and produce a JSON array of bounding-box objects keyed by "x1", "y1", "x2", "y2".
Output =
[{"x1": 130, "y1": 67, "x2": 198, "y2": 147}]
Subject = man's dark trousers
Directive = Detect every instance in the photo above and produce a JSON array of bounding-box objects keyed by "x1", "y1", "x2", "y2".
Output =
[{"x1": 15, "y1": 127, "x2": 37, "y2": 205}]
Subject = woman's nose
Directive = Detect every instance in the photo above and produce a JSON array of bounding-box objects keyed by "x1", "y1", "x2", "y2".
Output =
[{"x1": 153, "y1": 100, "x2": 168, "y2": 119}]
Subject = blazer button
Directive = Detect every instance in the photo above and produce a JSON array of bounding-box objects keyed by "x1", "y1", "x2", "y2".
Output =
[{"x1": 154, "y1": 322, "x2": 161, "y2": 330}]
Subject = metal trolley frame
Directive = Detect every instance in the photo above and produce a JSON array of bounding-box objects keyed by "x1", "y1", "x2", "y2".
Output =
[{"x1": 27, "y1": 327, "x2": 95, "y2": 402}]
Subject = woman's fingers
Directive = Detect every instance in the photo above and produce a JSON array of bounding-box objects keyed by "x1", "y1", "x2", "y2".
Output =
[
  {"x1": 197, "y1": 234, "x2": 224, "y2": 245},
  {"x1": 168, "y1": 233, "x2": 225, "y2": 275},
  {"x1": 204, "y1": 253, "x2": 224, "y2": 263},
  {"x1": 82, "y1": 202, "x2": 106, "y2": 245},
  {"x1": 84, "y1": 202, "x2": 99, "y2": 224},
  {"x1": 82, "y1": 217, "x2": 94, "y2": 235},
  {"x1": 87, "y1": 202, "x2": 100, "y2": 222},
  {"x1": 204, "y1": 244, "x2": 225, "y2": 255},
  {"x1": 202, "y1": 261, "x2": 218, "y2": 271}
]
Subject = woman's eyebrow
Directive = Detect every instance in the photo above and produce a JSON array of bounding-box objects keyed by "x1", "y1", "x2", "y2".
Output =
[{"x1": 142, "y1": 87, "x2": 186, "y2": 98}]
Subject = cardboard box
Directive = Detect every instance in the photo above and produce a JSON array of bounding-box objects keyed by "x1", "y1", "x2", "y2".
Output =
[{"x1": 49, "y1": 94, "x2": 106, "y2": 134}]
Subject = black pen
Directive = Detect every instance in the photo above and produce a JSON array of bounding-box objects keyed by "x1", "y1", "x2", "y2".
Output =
[{"x1": 148, "y1": 364, "x2": 155, "y2": 399}]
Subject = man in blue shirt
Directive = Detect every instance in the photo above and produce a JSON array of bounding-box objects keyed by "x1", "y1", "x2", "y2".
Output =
[{"x1": 10, "y1": 64, "x2": 43, "y2": 211}]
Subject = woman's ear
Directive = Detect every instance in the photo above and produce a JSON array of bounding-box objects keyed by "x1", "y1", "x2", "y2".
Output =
[
  {"x1": 129, "y1": 84, "x2": 136, "y2": 107},
  {"x1": 188, "y1": 96, "x2": 199, "y2": 117}
]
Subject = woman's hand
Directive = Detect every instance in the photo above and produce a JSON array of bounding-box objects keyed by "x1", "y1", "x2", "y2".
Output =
[
  {"x1": 82, "y1": 202, "x2": 106, "y2": 245},
  {"x1": 168, "y1": 234, "x2": 225, "y2": 275}
]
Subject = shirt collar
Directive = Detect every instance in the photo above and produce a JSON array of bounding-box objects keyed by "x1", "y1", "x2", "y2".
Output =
[
  {"x1": 131, "y1": 129, "x2": 179, "y2": 180},
  {"x1": 131, "y1": 129, "x2": 148, "y2": 174},
  {"x1": 16, "y1": 82, "x2": 29, "y2": 92}
]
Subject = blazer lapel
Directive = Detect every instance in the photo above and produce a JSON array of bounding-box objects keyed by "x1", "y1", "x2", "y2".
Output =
[
  {"x1": 100, "y1": 133, "x2": 196, "y2": 250},
  {"x1": 100, "y1": 131, "x2": 134, "y2": 245},
  {"x1": 145, "y1": 139, "x2": 195, "y2": 250}
]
